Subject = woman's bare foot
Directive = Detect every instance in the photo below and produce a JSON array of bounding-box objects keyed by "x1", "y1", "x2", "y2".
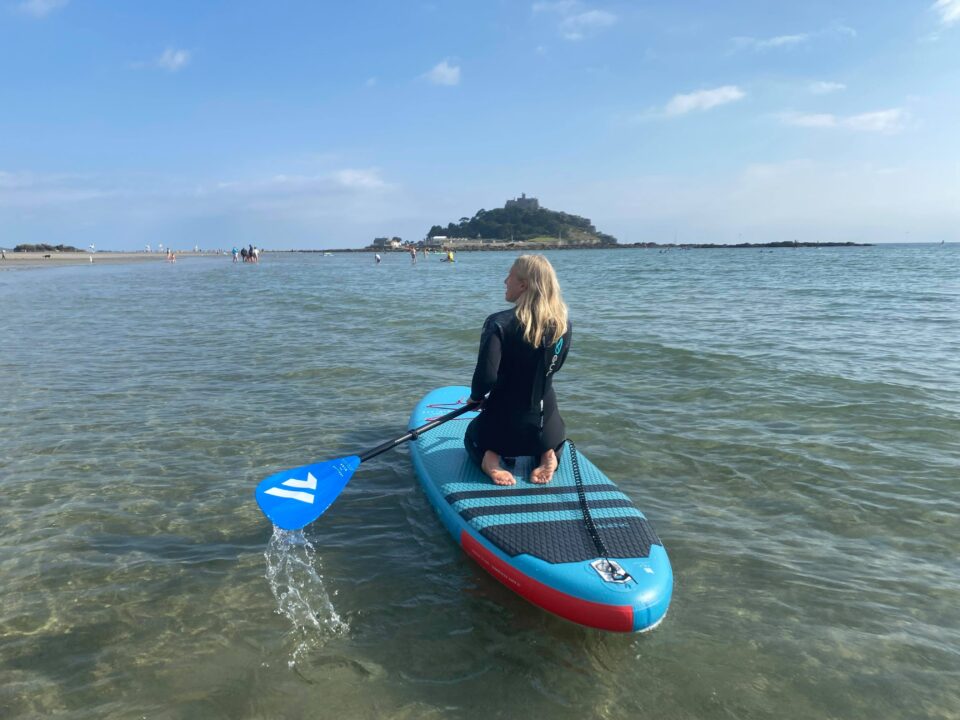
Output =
[
  {"x1": 531, "y1": 449, "x2": 558, "y2": 484},
  {"x1": 481, "y1": 450, "x2": 516, "y2": 486}
]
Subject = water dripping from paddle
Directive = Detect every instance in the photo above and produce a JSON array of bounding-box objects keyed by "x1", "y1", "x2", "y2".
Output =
[{"x1": 264, "y1": 527, "x2": 348, "y2": 666}]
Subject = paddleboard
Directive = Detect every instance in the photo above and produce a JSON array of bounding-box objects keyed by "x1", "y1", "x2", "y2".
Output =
[{"x1": 408, "y1": 385, "x2": 672, "y2": 632}]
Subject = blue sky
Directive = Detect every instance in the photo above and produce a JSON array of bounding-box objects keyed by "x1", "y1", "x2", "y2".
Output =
[{"x1": 1, "y1": 0, "x2": 958, "y2": 249}]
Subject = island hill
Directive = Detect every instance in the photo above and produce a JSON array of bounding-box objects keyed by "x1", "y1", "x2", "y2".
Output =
[
  {"x1": 363, "y1": 195, "x2": 870, "y2": 252},
  {"x1": 369, "y1": 194, "x2": 618, "y2": 251}
]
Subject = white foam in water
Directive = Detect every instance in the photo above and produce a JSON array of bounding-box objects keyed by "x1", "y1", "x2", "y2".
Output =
[{"x1": 264, "y1": 527, "x2": 348, "y2": 666}]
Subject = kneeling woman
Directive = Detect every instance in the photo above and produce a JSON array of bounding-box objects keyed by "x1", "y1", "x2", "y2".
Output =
[{"x1": 466, "y1": 255, "x2": 572, "y2": 486}]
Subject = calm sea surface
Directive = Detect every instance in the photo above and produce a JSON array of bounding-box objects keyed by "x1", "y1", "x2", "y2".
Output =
[{"x1": 1, "y1": 246, "x2": 958, "y2": 719}]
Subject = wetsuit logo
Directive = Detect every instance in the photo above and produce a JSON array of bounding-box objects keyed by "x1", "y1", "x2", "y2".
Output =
[{"x1": 545, "y1": 337, "x2": 564, "y2": 378}]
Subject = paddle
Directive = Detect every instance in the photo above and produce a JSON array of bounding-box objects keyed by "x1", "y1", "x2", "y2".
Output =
[{"x1": 254, "y1": 400, "x2": 480, "y2": 530}]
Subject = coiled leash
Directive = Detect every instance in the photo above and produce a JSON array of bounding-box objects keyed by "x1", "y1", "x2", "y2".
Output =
[{"x1": 567, "y1": 439, "x2": 631, "y2": 583}]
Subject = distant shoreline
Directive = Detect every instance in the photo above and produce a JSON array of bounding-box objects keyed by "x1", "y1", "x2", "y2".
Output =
[
  {"x1": 1, "y1": 242, "x2": 882, "y2": 271},
  {"x1": 285, "y1": 241, "x2": 873, "y2": 253},
  {"x1": 0, "y1": 251, "x2": 223, "y2": 271}
]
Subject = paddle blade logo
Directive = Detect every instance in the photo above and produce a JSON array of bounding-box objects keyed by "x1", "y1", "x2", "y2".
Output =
[{"x1": 255, "y1": 456, "x2": 361, "y2": 530}]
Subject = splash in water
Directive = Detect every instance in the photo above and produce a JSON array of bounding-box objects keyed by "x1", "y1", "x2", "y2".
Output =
[{"x1": 264, "y1": 527, "x2": 348, "y2": 666}]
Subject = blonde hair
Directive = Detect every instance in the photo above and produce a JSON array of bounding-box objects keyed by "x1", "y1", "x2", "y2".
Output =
[{"x1": 512, "y1": 255, "x2": 568, "y2": 347}]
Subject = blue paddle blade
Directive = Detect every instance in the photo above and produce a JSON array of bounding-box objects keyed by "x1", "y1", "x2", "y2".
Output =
[{"x1": 255, "y1": 455, "x2": 361, "y2": 530}]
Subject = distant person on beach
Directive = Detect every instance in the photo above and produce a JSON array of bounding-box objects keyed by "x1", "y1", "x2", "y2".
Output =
[
  {"x1": 464, "y1": 255, "x2": 571, "y2": 486},
  {"x1": 232, "y1": 246, "x2": 239, "y2": 263},
  {"x1": 375, "y1": 253, "x2": 382, "y2": 264}
]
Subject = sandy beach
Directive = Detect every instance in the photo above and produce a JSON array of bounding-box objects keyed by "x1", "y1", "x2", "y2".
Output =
[{"x1": 0, "y1": 251, "x2": 224, "y2": 270}]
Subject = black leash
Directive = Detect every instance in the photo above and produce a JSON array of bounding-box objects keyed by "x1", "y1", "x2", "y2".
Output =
[
  {"x1": 567, "y1": 440, "x2": 630, "y2": 582},
  {"x1": 567, "y1": 440, "x2": 609, "y2": 558}
]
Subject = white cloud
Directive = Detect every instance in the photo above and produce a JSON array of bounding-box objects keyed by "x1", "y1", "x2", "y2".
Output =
[
  {"x1": 809, "y1": 81, "x2": 846, "y2": 94},
  {"x1": 0, "y1": 165, "x2": 407, "y2": 249},
  {"x1": 542, "y1": 158, "x2": 959, "y2": 245},
  {"x1": 212, "y1": 168, "x2": 390, "y2": 196},
  {"x1": 17, "y1": 0, "x2": 67, "y2": 18},
  {"x1": 733, "y1": 33, "x2": 808, "y2": 51},
  {"x1": 1, "y1": 166, "x2": 391, "y2": 212},
  {"x1": 156, "y1": 48, "x2": 191, "y2": 72},
  {"x1": 559, "y1": 10, "x2": 617, "y2": 40},
  {"x1": 844, "y1": 108, "x2": 909, "y2": 132},
  {"x1": 664, "y1": 86, "x2": 745, "y2": 116},
  {"x1": 333, "y1": 168, "x2": 386, "y2": 189},
  {"x1": 933, "y1": 0, "x2": 960, "y2": 25},
  {"x1": 532, "y1": 1, "x2": 577, "y2": 13},
  {"x1": 732, "y1": 24, "x2": 856, "y2": 52},
  {"x1": 780, "y1": 112, "x2": 838, "y2": 128},
  {"x1": 533, "y1": 1, "x2": 617, "y2": 40},
  {"x1": 0, "y1": 170, "x2": 114, "y2": 207},
  {"x1": 779, "y1": 108, "x2": 908, "y2": 133},
  {"x1": 832, "y1": 24, "x2": 858, "y2": 38},
  {"x1": 425, "y1": 60, "x2": 460, "y2": 86}
]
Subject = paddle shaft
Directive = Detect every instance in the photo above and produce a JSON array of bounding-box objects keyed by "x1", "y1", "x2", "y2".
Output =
[{"x1": 358, "y1": 401, "x2": 479, "y2": 463}]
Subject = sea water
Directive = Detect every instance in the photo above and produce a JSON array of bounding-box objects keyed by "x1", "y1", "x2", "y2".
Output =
[{"x1": 0, "y1": 246, "x2": 957, "y2": 719}]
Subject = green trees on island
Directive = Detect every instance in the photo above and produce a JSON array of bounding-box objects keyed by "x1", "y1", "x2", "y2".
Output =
[
  {"x1": 14, "y1": 244, "x2": 82, "y2": 252},
  {"x1": 428, "y1": 205, "x2": 617, "y2": 244}
]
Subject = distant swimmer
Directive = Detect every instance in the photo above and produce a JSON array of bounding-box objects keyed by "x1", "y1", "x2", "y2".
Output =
[
  {"x1": 375, "y1": 253, "x2": 382, "y2": 264},
  {"x1": 445, "y1": 250, "x2": 455, "y2": 263},
  {"x1": 410, "y1": 246, "x2": 417, "y2": 264}
]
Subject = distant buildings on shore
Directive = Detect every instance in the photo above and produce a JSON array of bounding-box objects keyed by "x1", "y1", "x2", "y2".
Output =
[{"x1": 371, "y1": 236, "x2": 404, "y2": 249}]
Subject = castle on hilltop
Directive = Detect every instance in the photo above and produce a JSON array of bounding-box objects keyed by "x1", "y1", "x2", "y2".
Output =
[{"x1": 505, "y1": 193, "x2": 539, "y2": 211}]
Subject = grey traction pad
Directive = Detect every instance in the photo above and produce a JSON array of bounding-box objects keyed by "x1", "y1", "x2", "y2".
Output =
[{"x1": 479, "y1": 515, "x2": 661, "y2": 564}]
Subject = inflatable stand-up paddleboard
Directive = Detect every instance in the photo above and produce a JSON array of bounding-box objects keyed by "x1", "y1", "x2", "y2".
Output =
[{"x1": 408, "y1": 386, "x2": 672, "y2": 632}]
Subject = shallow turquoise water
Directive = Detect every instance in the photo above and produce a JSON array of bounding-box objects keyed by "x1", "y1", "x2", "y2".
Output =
[{"x1": 1, "y1": 247, "x2": 958, "y2": 719}]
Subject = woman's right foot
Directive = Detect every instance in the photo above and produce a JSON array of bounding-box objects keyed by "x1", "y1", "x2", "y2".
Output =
[
  {"x1": 481, "y1": 450, "x2": 516, "y2": 486},
  {"x1": 531, "y1": 449, "x2": 559, "y2": 484}
]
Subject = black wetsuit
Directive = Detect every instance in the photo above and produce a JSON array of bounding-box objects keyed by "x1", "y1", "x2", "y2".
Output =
[{"x1": 465, "y1": 308, "x2": 572, "y2": 464}]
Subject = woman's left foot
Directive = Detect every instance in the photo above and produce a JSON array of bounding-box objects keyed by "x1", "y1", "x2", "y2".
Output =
[
  {"x1": 531, "y1": 449, "x2": 558, "y2": 484},
  {"x1": 482, "y1": 450, "x2": 516, "y2": 486}
]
